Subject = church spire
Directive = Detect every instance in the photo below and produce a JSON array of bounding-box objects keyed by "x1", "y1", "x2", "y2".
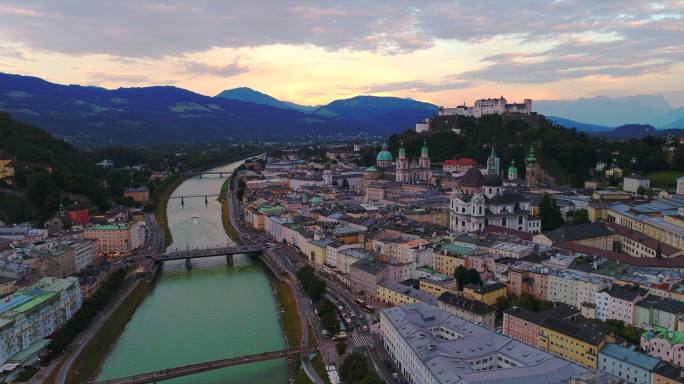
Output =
[{"x1": 398, "y1": 141, "x2": 406, "y2": 159}]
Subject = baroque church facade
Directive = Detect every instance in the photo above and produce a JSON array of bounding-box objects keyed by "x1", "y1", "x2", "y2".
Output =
[
  {"x1": 363, "y1": 141, "x2": 432, "y2": 187},
  {"x1": 449, "y1": 144, "x2": 541, "y2": 234}
]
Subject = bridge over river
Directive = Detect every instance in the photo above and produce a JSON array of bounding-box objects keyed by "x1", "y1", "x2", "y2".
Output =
[
  {"x1": 89, "y1": 345, "x2": 317, "y2": 384},
  {"x1": 153, "y1": 245, "x2": 265, "y2": 268}
]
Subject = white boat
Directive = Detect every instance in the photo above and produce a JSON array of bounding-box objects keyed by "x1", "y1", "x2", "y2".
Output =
[{"x1": 192, "y1": 214, "x2": 199, "y2": 223}]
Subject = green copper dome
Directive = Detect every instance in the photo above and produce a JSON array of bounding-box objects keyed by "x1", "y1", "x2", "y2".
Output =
[
  {"x1": 376, "y1": 142, "x2": 393, "y2": 162},
  {"x1": 508, "y1": 160, "x2": 518, "y2": 173},
  {"x1": 527, "y1": 145, "x2": 537, "y2": 164},
  {"x1": 365, "y1": 166, "x2": 379, "y2": 172}
]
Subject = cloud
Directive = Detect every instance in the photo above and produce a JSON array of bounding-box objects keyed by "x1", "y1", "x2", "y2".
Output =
[
  {"x1": 0, "y1": 1, "x2": 682, "y2": 85},
  {"x1": 182, "y1": 57, "x2": 250, "y2": 77},
  {"x1": 88, "y1": 72, "x2": 151, "y2": 84},
  {"x1": 363, "y1": 78, "x2": 471, "y2": 93}
]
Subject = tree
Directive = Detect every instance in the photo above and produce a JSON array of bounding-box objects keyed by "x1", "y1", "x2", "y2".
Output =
[
  {"x1": 336, "y1": 341, "x2": 347, "y2": 356},
  {"x1": 539, "y1": 193, "x2": 563, "y2": 231},
  {"x1": 637, "y1": 186, "x2": 647, "y2": 196},
  {"x1": 339, "y1": 353, "x2": 370, "y2": 384},
  {"x1": 359, "y1": 374, "x2": 384, "y2": 384},
  {"x1": 570, "y1": 209, "x2": 590, "y2": 225},
  {"x1": 495, "y1": 296, "x2": 511, "y2": 312},
  {"x1": 296, "y1": 265, "x2": 315, "y2": 287},
  {"x1": 453, "y1": 266, "x2": 482, "y2": 290},
  {"x1": 453, "y1": 266, "x2": 468, "y2": 290},
  {"x1": 25, "y1": 172, "x2": 60, "y2": 218},
  {"x1": 306, "y1": 278, "x2": 326, "y2": 301}
]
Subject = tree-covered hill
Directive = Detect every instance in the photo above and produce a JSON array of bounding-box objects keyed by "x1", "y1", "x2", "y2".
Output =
[
  {"x1": 0, "y1": 112, "x2": 109, "y2": 222},
  {"x1": 358, "y1": 114, "x2": 680, "y2": 187}
]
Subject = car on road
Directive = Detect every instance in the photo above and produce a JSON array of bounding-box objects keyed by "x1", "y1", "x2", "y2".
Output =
[
  {"x1": 369, "y1": 344, "x2": 375, "y2": 351},
  {"x1": 361, "y1": 325, "x2": 369, "y2": 332}
]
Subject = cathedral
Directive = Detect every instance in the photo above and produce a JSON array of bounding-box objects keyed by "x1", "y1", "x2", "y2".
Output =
[
  {"x1": 395, "y1": 141, "x2": 432, "y2": 183},
  {"x1": 363, "y1": 141, "x2": 432, "y2": 187}
]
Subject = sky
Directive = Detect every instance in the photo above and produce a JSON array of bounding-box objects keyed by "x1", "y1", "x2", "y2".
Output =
[{"x1": 0, "y1": 1, "x2": 683, "y2": 107}]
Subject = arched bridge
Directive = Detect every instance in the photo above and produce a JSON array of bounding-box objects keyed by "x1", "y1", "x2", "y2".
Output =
[{"x1": 89, "y1": 345, "x2": 317, "y2": 384}]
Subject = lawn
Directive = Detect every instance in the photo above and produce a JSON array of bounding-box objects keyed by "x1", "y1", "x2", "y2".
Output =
[
  {"x1": 65, "y1": 281, "x2": 152, "y2": 384},
  {"x1": 648, "y1": 170, "x2": 684, "y2": 189},
  {"x1": 274, "y1": 281, "x2": 303, "y2": 349},
  {"x1": 311, "y1": 353, "x2": 331, "y2": 384},
  {"x1": 293, "y1": 367, "x2": 313, "y2": 384}
]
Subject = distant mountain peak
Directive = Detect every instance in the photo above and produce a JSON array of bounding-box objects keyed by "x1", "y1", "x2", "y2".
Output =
[{"x1": 216, "y1": 87, "x2": 315, "y2": 112}]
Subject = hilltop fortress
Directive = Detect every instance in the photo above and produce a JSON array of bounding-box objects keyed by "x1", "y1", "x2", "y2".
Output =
[
  {"x1": 439, "y1": 96, "x2": 533, "y2": 118},
  {"x1": 416, "y1": 96, "x2": 536, "y2": 133}
]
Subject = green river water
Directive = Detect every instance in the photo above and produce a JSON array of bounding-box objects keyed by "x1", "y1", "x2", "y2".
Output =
[{"x1": 96, "y1": 160, "x2": 288, "y2": 383}]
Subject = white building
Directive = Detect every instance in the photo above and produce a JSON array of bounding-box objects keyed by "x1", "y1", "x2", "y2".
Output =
[
  {"x1": 546, "y1": 269, "x2": 612, "y2": 313},
  {"x1": 380, "y1": 303, "x2": 587, "y2": 384},
  {"x1": 439, "y1": 97, "x2": 532, "y2": 118},
  {"x1": 623, "y1": 174, "x2": 650, "y2": 193},
  {"x1": 595, "y1": 285, "x2": 647, "y2": 325},
  {"x1": 449, "y1": 169, "x2": 538, "y2": 233},
  {"x1": 0, "y1": 277, "x2": 82, "y2": 365},
  {"x1": 66, "y1": 239, "x2": 98, "y2": 273}
]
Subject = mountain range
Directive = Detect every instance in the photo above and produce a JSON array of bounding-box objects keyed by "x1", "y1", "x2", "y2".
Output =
[
  {"x1": 536, "y1": 95, "x2": 684, "y2": 128},
  {"x1": 0, "y1": 73, "x2": 437, "y2": 145},
  {"x1": 1, "y1": 71, "x2": 683, "y2": 145}
]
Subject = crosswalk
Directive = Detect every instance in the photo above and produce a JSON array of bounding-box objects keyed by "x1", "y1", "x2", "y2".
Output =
[{"x1": 352, "y1": 333, "x2": 374, "y2": 348}]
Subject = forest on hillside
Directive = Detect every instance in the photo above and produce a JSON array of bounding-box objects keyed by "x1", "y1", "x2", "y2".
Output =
[{"x1": 357, "y1": 115, "x2": 683, "y2": 187}]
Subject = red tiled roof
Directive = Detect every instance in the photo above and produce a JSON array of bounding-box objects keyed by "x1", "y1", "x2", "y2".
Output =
[
  {"x1": 444, "y1": 158, "x2": 479, "y2": 166},
  {"x1": 555, "y1": 240, "x2": 684, "y2": 268},
  {"x1": 606, "y1": 222, "x2": 680, "y2": 256}
]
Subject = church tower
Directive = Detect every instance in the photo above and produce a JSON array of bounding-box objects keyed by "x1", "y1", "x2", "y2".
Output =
[
  {"x1": 507, "y1": 160, "x2": 518, "y2": 181},
  {"x1": 525, "y1": 144, "x2": 540, "y2": 189},
  {"x1": 419, "y1": 140, "x2": 431, "y2": 182},
  {"x1": 487, "y1": 142, "x2": 500, "y2": 176},
  {"x1": 396, "y1": 141, "x2": 409, "y2": 182}
]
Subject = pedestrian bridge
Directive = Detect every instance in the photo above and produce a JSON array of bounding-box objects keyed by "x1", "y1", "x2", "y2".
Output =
[{"x1": 89, "y1": 345, "x2": 317, "y2": 384}]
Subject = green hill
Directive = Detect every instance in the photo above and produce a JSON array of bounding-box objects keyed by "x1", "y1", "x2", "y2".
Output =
[
  {"x1": 364, "y1": 114, "x2": 677, "y2": 187},
  {"x1": 0, "y1": 112, "x2": 108, "y2": 223}
]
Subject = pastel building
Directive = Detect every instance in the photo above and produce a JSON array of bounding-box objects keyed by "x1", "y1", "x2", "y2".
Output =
[
  {"x1": 634, "y1": 296, "x2": 684, "y2": 331},
  {"x1": 81, "y1": 222, "x2": 145, "y2": 256},
  {"x1": 598, "y1": 344, "x2": 660, "y2": 384},
  {"x1": 0, "y1": 277, "x2": 82, "y2": 365},
  {"x1": 595, "y1": 285, "x2": 647, "y2": 324},
  {"x1": 642, "y1": 327, "x2": 684, "y2": 367}
]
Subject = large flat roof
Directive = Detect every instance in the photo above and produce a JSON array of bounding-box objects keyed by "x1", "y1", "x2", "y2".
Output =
[{"x1": 382, "y1": 303, "x2": 587, "y2": 384}]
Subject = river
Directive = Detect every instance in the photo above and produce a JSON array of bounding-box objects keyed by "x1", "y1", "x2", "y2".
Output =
[{"x1": 96, "y1": 159, "x2": 288, "y2": 383}]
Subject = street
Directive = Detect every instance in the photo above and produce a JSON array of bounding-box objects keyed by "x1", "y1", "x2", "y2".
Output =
[{"x1": 230, "y1": 194, "x2": 403, "y2": 383}]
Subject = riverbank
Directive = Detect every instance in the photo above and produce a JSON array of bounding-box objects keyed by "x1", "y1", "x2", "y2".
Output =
[
  {"x1": 275, "y1": 281, "x2": 303, "y2": 348},
  {"x1": 153, "y1": 173, "x2": 187, "y2": 248},
  {"x1": 65, "y1": 280, "x2": 153, "y2": 384},
  {"x1": 219, "y1": 177, "x2": 241, "y2": 242}
]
